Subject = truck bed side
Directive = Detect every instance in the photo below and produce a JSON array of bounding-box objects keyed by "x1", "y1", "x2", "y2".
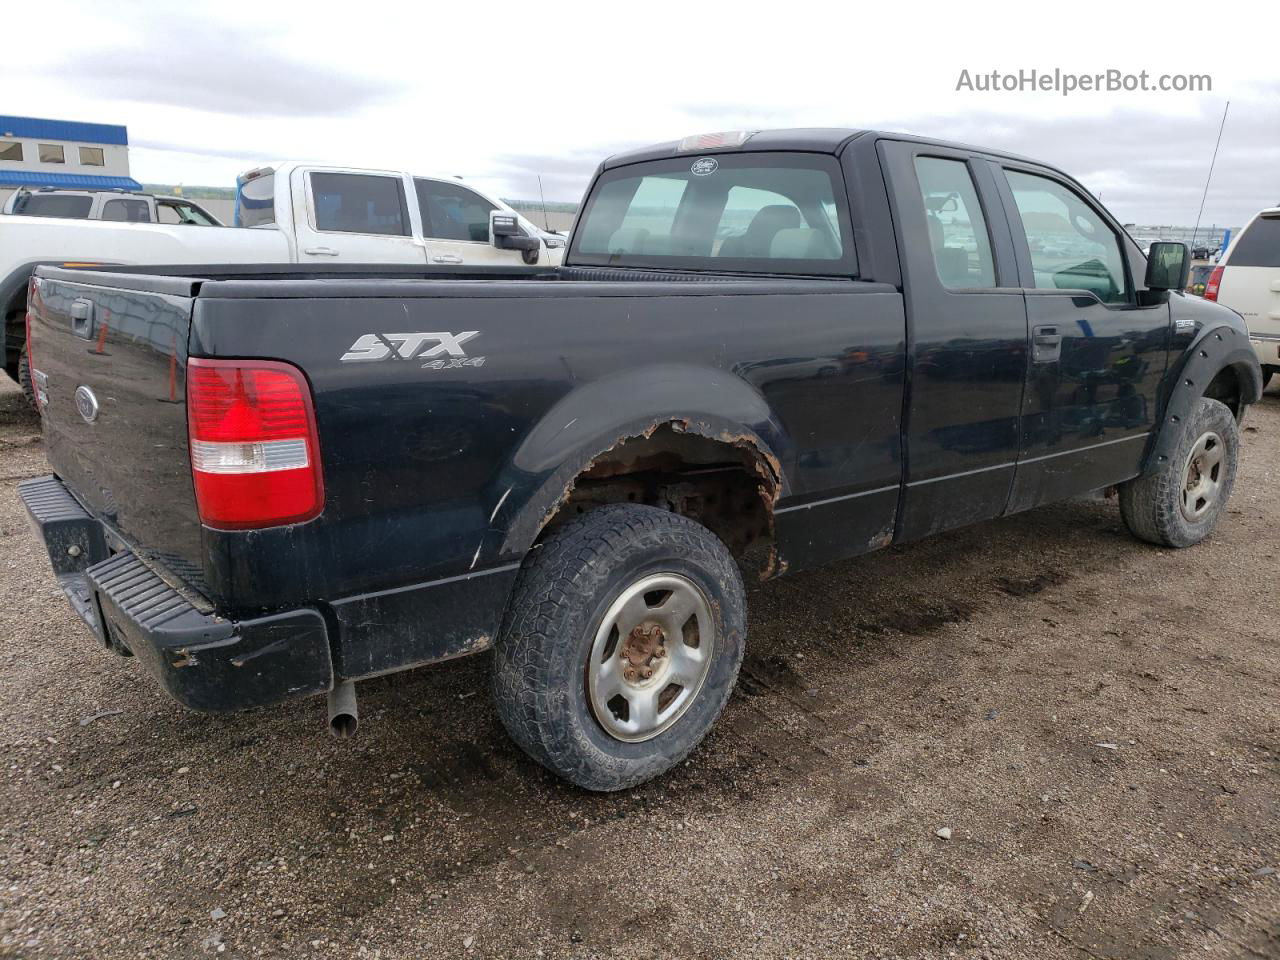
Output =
[{"x1": 29, "y1": 268, "x2": 905, "y2": 681}]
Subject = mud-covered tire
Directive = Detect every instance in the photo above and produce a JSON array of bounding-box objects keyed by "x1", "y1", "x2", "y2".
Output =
[
  {"x1": 1119, "y1": 397, "x2": 1239, "y2": 548},
  {"x1": 491, "y1": 504, "x2": 746, "y2": 792},
  {"x1": 17, "y1": 344, "x2": 35, "y2": 408}
]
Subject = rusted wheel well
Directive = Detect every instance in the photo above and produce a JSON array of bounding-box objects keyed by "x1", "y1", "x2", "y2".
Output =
[{"x1": 539, "y1": 422, "x2": 782, "y2": 579}]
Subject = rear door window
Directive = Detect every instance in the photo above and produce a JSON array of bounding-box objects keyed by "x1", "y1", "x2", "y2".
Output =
[
  {"x1": 1228, "y1": 215, "x2": 1280, "y2": 267},
  {"x1": 101, "y1": 198, "x2": 152, "y2": 222},
  {"x1": 415, "y1": 180, "x2": 497, "y2": 242},
  {"x1": 913, "y1": 157, "x2": 996, "y2": 289},
  {"x1": 310, "y1": 173, "x2": 409, "y2": 236},
  {"x1": 570, "y1": 152, "x2": 854, "y2": 275}
]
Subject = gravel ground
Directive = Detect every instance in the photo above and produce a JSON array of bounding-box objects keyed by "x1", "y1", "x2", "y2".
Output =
[{"x1": 0, "y1": 374, "x2": 1277, "y2": 959}]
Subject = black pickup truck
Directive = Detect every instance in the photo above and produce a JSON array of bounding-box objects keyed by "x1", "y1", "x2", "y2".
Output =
[{"x1": 21, "y1": 129, "x2": 1263, "y2": 791}]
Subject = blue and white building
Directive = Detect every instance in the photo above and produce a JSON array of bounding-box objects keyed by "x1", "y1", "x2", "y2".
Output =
[{"x1": 0, "y1": 114, "x2": 141, "y2": 204}]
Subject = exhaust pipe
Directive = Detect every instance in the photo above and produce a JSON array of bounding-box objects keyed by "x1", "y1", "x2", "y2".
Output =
[{"x1": 327, "y1": 680, "x2": 358, "y2": 739}]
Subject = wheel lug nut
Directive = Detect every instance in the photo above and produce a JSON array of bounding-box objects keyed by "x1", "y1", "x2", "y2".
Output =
[
  {"x1": 656, "y1": 647, "x2": 666, "y2": 658},
  {"x1": 642, "y1": 668, "x2": 653, "y2": 679}
]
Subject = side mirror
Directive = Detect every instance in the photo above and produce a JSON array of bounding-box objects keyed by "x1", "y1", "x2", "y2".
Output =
[
  {"x1": 491, "y1": 212, "x2": 522, "y2": 240},
  {"x1": 490, "y1": 211, "x2": 541, "y2": 263},
  {"x1": 1145, "y1": 241, "x2": 1190, "y2": 291}
]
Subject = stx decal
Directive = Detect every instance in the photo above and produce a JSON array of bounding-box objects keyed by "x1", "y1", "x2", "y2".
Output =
[{"x1": 340, "y1": 332, "x2": 484, "y2": 368}]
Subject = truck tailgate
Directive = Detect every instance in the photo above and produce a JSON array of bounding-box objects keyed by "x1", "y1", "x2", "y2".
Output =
[{"x1": 28, "y1": 271, "x2": 205, "y2": 588}]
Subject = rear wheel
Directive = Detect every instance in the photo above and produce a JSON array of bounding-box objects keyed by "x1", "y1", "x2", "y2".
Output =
[
  {"x1": 1262, "y1": 367, "x2": 1274, "y2": 391},
  {"x1": 492, "y1": 504, "x2": 746, "y2": 791},
  {"x1": 1119, "y1": 397, "x2": 1239, "y2": 547}
]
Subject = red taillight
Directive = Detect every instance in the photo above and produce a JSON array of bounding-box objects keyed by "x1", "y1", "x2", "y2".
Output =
[
  {"x1": 1203, "y1": 266, "x2": 1225, "y2": 301},
  {"x1": 186, "y1": 358, "x2": 323, "y2": 529}
]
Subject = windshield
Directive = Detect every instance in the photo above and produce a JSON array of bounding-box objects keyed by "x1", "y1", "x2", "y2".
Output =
[
  {"x1": 158, "y1": 201, "x2": 221, "y2": 226},
  {"x1": 569, "y1": 152, "x2": 854, "y2": 275}
]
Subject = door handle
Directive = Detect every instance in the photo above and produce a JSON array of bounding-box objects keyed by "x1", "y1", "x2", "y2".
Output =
[
  {"x1": 304, "y1": 246, "x2": 340, "y2": 256},
  {"x1": 432, "y1": 254, "x2": 464, "y2": 264},
  {"x1": 1031, "y1": 325, "x2": 1063, "y2": 363}
]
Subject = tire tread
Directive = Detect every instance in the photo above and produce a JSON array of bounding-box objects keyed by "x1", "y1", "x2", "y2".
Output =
[
  {"x1": 491, "y1": 504, "x2": 744, "y2": 791},
  {"x1": 1119, "y1": 397, "x2": 1238, "y2": 548}
]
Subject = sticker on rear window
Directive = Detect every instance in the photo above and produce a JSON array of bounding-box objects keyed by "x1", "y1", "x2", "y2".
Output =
[{"x1": 690, "y1": 157, "x2": 718, "y2": 176}]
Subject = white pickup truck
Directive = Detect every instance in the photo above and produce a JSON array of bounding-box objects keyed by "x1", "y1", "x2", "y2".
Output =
[{"x1": 1, "y1": 162, "x2": 565, "y2": 396}]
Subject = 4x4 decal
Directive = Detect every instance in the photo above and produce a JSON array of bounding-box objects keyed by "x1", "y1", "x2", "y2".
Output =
[{"x1": 340, "y1": 332, "x2": 484, "y2": 368}]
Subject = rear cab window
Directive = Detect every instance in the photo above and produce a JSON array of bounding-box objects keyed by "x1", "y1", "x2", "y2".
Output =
[
  {"x1": 569, "y1": 152, "x2": 856, "y2": 275},
  {"x1": 1227, "y1": 214, "x2": 1280, "y2": 267},
  {"x1": 237, "y1": 169, "x2": 276, "y2": 227}
]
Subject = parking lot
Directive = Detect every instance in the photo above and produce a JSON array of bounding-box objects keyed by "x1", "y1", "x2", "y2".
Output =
[{"x1": 0, "y1": 373, "x2": 1276, "y2": 958}]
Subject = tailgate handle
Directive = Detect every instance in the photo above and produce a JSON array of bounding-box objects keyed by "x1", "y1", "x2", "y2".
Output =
[{"x1": 70, "y1": 298, "x2": 95, "y2": 340}]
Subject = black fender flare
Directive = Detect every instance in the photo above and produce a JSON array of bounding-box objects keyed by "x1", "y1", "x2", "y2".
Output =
[{"x1": 1142, "y1": 323, "x2": 1262, "y2": 476}]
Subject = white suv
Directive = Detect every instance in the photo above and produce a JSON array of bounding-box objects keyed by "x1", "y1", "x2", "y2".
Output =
[
  {"x1": 3, "y1": 188, "x2": 222, "y2": 225},
  {"x1": 1206, "y1": 205, "x2": 1280, "y2": 390}
]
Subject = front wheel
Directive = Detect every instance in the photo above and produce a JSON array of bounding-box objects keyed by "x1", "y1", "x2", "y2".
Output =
[
  {"x1": 1119, "y1": 397, "x2": 1239, "y2": 548},
  {"x1": 491, "y1": 504, "x2": 746, "y2": 791}
]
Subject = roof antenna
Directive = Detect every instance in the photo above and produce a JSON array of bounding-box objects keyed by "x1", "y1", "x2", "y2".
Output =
[
  {"x1": 1191, "y1": 100, "x2": 1229, "y2": 249},
  {"x1": 537, "y1": 175, "x2": 550, "y2": 231}
]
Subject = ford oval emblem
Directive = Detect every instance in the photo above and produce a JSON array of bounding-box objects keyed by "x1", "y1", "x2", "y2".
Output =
[
  {"x1": 74, "y1": 385, "x2": 100, "y2": 424},
  {"x1": 690, "y1": 157, "x2": 719, "y2": 176}
]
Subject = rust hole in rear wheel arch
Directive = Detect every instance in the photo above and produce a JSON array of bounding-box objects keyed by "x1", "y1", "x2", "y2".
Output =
[{"x1": 532, "y1": 421, "x2": 785, "y2": 583}]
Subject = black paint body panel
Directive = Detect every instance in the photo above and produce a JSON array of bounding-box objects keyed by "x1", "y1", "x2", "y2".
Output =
[{"x1": 24, "y1": 132, "x2": 1262, "y2": 713}]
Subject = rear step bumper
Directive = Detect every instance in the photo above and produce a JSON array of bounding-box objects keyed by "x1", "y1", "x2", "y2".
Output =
[{"x1": 19, "y1": 475, "x2": 333, "y2": 713}]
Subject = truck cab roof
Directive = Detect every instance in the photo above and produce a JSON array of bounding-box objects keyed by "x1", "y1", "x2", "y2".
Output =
[{"x1": 603, "y1": 128, "x2": 1044, "y2": 170}]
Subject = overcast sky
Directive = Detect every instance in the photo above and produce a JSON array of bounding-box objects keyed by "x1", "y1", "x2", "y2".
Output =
[{"x1": 6, "y1": 0, "x2": 1277, "y2": 227}]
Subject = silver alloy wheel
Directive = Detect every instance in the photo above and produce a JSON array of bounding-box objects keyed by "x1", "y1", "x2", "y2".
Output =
[
  {"x1": 1180, "y1": 430, "x2": 1225, "y2": 521},
  {"x1": 585, "y1": 573, "x2": 714, "y2": 743}
]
